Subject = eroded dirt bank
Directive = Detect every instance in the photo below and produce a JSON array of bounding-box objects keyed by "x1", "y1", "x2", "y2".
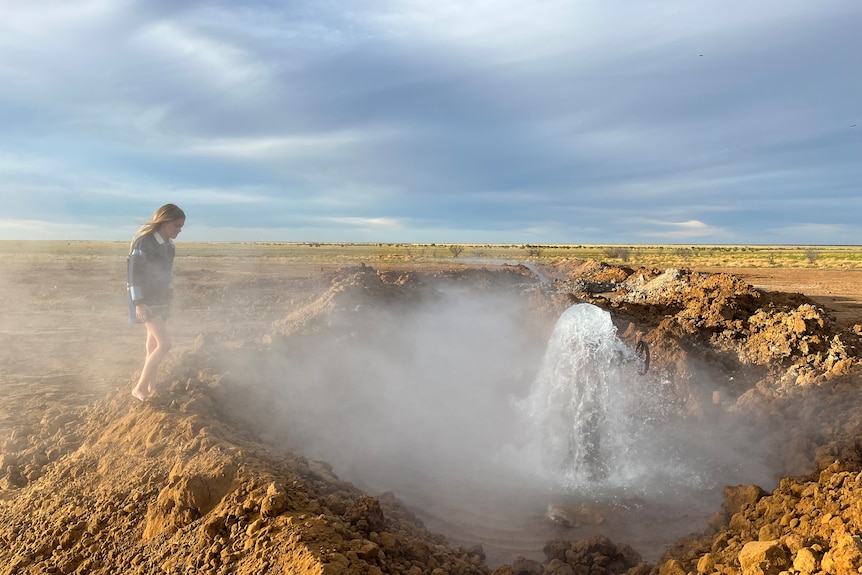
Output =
[{"x1": 2, "y1": 258, "x2": 862, "y2": 575}]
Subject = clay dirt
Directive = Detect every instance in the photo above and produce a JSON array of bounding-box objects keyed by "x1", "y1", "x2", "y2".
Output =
[{"x1": 1, "y1": 242, "x2": 862, "y2": 575}]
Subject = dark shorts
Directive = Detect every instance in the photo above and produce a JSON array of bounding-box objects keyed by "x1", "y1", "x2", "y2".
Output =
[
  {"x1": 148, "y1": 304, "x2": 171, "y2": 321},
  {"x1": 128, "y1": 299, "x2": 171, "y2": 324}
]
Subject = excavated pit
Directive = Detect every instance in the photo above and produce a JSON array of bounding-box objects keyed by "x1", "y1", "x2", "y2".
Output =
[
  {"x1": 193, "y1": 262, "x2": 862, "y2": 566},
  {"x1": 205, "y1": 265, "x2": 782, "y2": 566}
]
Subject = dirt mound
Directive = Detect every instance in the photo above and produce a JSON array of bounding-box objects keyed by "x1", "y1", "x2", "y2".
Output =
[
  {"x1": 0, "y1": 373, "x2": 490, "y2": 575},
  {"x1": 3, "y1": 261, "x2": 862, "y2": 575},
  {"x1": 545, "y1": 259, "x2": 862, "y2": 392},
  {"x1": 267, "y1": 262, "x2": 540, "y2": 339},
  {"x1": 655, "y1": 458, "x2": 862, "y2": 575},
  {"x1": 267, "y1": 264, "x2": 439, "y2": 342}
]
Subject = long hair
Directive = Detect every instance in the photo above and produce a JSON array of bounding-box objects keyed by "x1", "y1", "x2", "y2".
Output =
[{"x1": 131, "y1": 204, "x2": 185, "y2": 249}]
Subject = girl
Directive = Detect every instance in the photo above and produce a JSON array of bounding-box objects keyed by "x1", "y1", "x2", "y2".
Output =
[{"x1": 127, "y1": 204, "x2": 185, "y2": 401}]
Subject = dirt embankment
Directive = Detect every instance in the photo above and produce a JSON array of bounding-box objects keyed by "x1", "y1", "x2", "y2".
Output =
[{"x1": 2, "y1": 258, "x2": 862, "y2": 575}]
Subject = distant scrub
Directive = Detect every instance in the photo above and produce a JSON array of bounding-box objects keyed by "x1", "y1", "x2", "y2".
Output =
[{"x1": 1, "y1": 241, "x2": 860, "y2": 269}]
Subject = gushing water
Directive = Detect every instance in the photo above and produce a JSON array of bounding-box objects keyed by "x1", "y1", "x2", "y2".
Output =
[{"x1": 516, "y1": 303, "x2": 684, "y2": 493}]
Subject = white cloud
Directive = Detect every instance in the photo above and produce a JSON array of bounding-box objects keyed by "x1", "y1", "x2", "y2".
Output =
[
  {"x1": 0, "y1": 0, "x2": 118, "y2": 38},
  {"x1": 132, "y1": 19, "x2": 270, "y2": 95},
  {"x1": 323, "y1": 216, "x2": 404, "y2": 230},
  {"x1": 645, "y1": 219, "x2": 724, "y2": 240},
  {"x1": 360, "y1": 0, "x2": 842, "y2": 66},
  {"x1": 167, "y1": 187, "x2": 275, "y2": 205},
  {"x1": 179, "y1": 129, "x2": 385, "y2": 161}
]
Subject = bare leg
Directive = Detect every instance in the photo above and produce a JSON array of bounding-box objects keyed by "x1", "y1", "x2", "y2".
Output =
[{"x1": 131, "y1": 317, "x2": 172, "y2": 401}]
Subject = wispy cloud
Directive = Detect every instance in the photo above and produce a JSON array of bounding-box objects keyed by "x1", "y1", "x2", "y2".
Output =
[
  {"x1": 323, "y1": 216, "x2": 404, "y2": 230},
  {"x1": 645, "y1": 220, "x2": 724, "y2": 240},
  {"x1": 179, "y1": 129, "x2": 394, "y2": 162},
  {"x1": 132, "y1": 19, "x2": 270, "y2": 95}
]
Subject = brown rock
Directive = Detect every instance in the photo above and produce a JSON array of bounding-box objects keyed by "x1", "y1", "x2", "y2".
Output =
[
  {"x1": 543, "y1": 558, "x2": 573, "y2": 575},
  {"x1": 757, "y1": 523, "x2": 780, "y2": 541},
  {"x1": 696, "y1": 552, "x2": 715, "y2": 574},
  {"x1": 511, "y1": 556, "x2": 544, "y2": 575},
  {"x1": 260, "y1": 481, "x2": 288, "y2": 518},
  {"x1": 658, "y1": 558, "x2": 686, "y2": 575},
  {"x1": 723, "y1": 484, "x2": 767, "y2": 517},
  {"x1": 355, "y1": 539, "x2": 380, "y2": 561},
  {"x1": 737, "y1": 540, "x2": 789, "y2": 575},
  {"x1": 345, "y1": 495, "x2": 386, "y2": 534},
  {"x1": 792, "y1": 547, "x2": 818, "y2": 574},
  {"x1": 821, "y1": 531, "x2": 862, "y2": 574},
  {"x1": 543, "y1": 539, "x2": 569, "y2": 562}
]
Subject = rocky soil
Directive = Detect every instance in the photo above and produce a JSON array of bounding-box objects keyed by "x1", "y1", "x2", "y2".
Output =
[{"x1": 2, "y1": 257, "x2": 862, "y2": 575}]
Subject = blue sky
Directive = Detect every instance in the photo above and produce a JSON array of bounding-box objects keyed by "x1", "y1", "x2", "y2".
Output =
[{"x1": 1, "y1": 0, "x2": 859, "y2": 244}]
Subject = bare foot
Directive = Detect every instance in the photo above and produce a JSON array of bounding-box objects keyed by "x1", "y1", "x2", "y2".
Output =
[{"x1": 131, "y1": 387, "x2": 150, "y2": 402}]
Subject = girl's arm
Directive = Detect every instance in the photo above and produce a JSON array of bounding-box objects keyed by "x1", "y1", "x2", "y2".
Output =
[{"x1": 127, "y1": 237, "x2": 148, "y2": 306}]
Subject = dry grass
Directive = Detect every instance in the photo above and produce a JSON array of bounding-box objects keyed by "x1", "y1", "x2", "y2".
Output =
[{"x1": 0, "y1": 241, "x2": 860, "y2": 269}]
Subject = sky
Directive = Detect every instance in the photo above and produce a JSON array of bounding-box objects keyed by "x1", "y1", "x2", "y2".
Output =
[{"x1": 0, "y1": 0, "x2": 859, "y2": 244}]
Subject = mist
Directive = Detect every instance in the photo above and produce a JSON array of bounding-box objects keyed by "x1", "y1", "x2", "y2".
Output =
[
  {"x1": 219, "y1": 275, "x2": 785, "y2": 563},
  {"x1": 262, "y1": 284, "x2": 543, "y2": 490}
]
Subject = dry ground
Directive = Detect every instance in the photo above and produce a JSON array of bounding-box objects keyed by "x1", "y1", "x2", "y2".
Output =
[{"x1": 2, "y1": 244, "x2": 862, "y2": 574}]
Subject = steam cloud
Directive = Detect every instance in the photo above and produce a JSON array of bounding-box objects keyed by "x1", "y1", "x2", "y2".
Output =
[{"x1": 220, "y1": 279, "x2": 783, "y2": 563}]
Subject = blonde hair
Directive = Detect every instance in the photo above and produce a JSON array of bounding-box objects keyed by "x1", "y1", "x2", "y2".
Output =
[{"x1": 131, "y1": 204, "x2": 185, "y2": 248}]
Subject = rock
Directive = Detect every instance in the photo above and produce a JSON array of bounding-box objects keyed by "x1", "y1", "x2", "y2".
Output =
[
  {"x1": 793, "y1": 547, "x2": 818, "y2": 574},
  {"x1": 543, "y1": 558, "x2": 573, "y2": 575},
  {"x1": 0, "y1": 453, "x2": 17, "y2": 471},
  {"x1": 821, "y1": 531, "x2": 862, "y2": 574},
  {"x1": 344, "y1": 495, "x2": 386, "y2": 534},
  {"x1": 355, "y1": 539, "x2": 380, "y2": 561},
  {"x1": 543, "y1": 539, "x2": 569, "y2": 562},
  {"x1": 737, "y1": 540, "x2": 789, "y2": 575},
  {"x1": 544, "y1": 502, "x2": 606, "y2": 528},
  {"x1": 260, "y1": 481, "x2": 287, "y2": 518},
  {"x1": 545, "y1": 504, "x2": 577, "y2": 528},
  {"x1": 723, "y1": 485, "x2": 767, "y2": 517},
  {"x1": 696, "y1": 552, "x2": 715, "y2": 574},
  {"x1": 377, "y1": 531, "x2": 398, "y2": 552},
  {"x1": 511, "y1": 556, "x2": 544, "y2": 575},
  {"x1": 758, "y1": 523, "x2": 780, "y2": 541},
  {"x1": 58, "y1": 521, "x2": 86, "y2": 550},
  {"x1": 466, "y1": 543, "x2": 486, "y2": 561},
  {"x1": 658, "y1": 558, "x2": 686, "y2": 575}
]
